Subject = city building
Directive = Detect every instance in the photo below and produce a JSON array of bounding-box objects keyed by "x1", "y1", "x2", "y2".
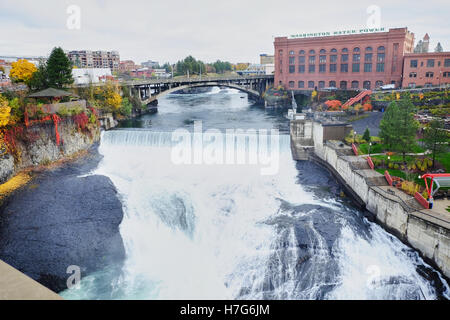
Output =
[
  {"x1": 72, "y1": 68, "x2": 113, "y2": 85},
  {"x1": 153, "y1": 68, "x2": 171, "y2": 78},
  {"x1": 68, "y1": 50, "x2": 120, "y2": 73},
  {"x1": 130, "y1": 67, "x2": 154, "y2": 79},
  {"x1": 260, "y1": 54, "x2": 274, "y2": 65},
  {"x1": 141, "y1": 60, "x2": 159, "y2": 68},
  {"x1": 236, "y1": 64, "x2": 274, "y2": 76},
  {"x1": 274, "y1": 27, "x2": 415, "y2": 90},
  {"x1": 402, "y1": 52, "x2": 450, "y2": 88},
  {"x1": 119, "y1": 60, "x2": 138, "y2": 73}
]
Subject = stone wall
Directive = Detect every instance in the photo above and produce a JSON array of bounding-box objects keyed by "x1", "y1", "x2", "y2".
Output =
[
  {"x1": 316, "y1": 139, "x2": 450, "y2": 279},
  {"x1": 0, "y1": 120, "x2": 100, "y2": 184}
]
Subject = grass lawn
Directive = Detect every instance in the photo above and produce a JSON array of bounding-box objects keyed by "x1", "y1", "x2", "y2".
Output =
[
  {"x1": 359, "y1": 143, "x2": 425, "y2": 155},
  {"x1": 375, "y1": 169, "x2": 424, "y2": 186}
]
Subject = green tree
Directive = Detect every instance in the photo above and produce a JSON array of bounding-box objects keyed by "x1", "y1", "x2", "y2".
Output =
[
  {"x1": 46, "y1": 47, "x2": 74, "y2": 88},
  {"x1": 363, "y1": 127, "x2": 371, "y2": 143},
  {"x1": 423, "y1": 120, "x2": 449, "y2": 168},
  {"x1": 380, "y1": 100, "x2": 419, "y2": 162},
  {"x1": 28, "y1": 63, "x2": 49, "y2": 91}
]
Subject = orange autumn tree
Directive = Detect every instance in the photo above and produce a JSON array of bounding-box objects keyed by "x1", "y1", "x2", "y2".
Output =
[
  {"x1": 9, "y1": 59, "x2": 37, "y2": 84},
  {"x1": 325, "y1": 100, "x2": 342, "y2": 111}
]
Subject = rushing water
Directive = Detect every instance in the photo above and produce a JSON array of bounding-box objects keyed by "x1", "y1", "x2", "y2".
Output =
[{"x1": 61, "y1": 87, "x2": 449, "y2": 300}]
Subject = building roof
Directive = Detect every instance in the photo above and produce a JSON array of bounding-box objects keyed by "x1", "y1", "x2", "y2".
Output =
[
  {"x1": 424, "y1": 33, "x2": 430, "y2": 40},
  {"x1": 28, "y1": 88, "x2": 79, "y2": 98}
]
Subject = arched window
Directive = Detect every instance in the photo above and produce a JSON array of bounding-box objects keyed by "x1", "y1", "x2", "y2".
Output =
[
  {"x1": 299, "y1": 50, "x2": 305, "y2": 55},
  {"x1": 426, "y1": 72, "x2": 434, "y2": 78},
  {"x1": 331, "y1": 48, "x2": 337, "y2": 53},
  {"x1": 289, "y1": 81, "x2": 295, "y2": 88},
  {"x1": 342, "y1": 48, "x2": 348, "y2": 53},
  {"x1": 366, "y1": 47, "x2": 373, "y2": 52},
  {"x1": 378, "y1": 46, "x2": 385, "y2": 51},
  {"x1": 375, "y1": 81, "x2": 383, "y2": 88},
  {"x1": 298, "y1": 81, "x2": 305, "y2": 88},
  {"x1": 409, "y1": 72, "x2": 417, "y2": 78},
  {"x1": 329, "y1": 81, "x2": 336, "y2": 88},
  {"x1": 319, "y1": 81, "x2": 325, "y2": 88},
  {"x1": 289, "y1": 50, "x2": 295, "y2": 55},
  {"x1": 353, "y1": 47, "x2": 360, "y2": 52},
  {"x1": 351, "y1": 81, "x2": 359, "y2": 89},
  {"x1": 363, "y1": 81, "x2": 371, "y2": 90},
  {"x1": 309, "y1": 49, "x2": 316, "y2": 54},
  {"x1": 340, "y1": 81, "x2": 347, "y2": 89},
  {"x1": 320, "y1": 49, "x2": 326, "y2": 54}
]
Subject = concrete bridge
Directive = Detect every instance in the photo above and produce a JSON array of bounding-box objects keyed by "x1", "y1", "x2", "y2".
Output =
[{"x1": 122, "y1": 75, "x2": 274, "y2": 106}]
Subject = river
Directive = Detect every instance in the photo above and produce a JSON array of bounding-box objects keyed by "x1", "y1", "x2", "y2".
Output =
[{"x1": 60, "y1": 87, "x2": 449, "y2": 300}]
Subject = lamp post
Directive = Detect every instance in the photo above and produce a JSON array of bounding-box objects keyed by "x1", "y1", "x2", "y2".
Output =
[
  {"x1": 387, "y1": 156, "x2": 391, "y2": 168},
  {"x1": 369, "y1": 142, "x2": 372, "y2": 157}
]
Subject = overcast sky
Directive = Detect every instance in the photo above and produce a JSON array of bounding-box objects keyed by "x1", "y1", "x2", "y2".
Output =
[{"x1": 1, "y1": 0, "x2": 449, "y2": 64}]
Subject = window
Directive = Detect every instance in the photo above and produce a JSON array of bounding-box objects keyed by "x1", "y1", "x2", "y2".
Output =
[
  {"x1": 289, "y1": 57, "x2": 295, "y2": 65},
  {"x1": 376, "y1": 63, "x2": 385, "y2": 72},
  {"x1": 299, "y1": 56, "x2": 305, "y2": 64},
  {"x1": 363, "y1": 81, "x2": 371, "y2": 89},
  {"x1": 298, "y1": 65, "x2": 305, "y2": 73},
  {"x1": 378, "y1": 46, "x2": 385, "y2": 51},
  {"x1": 445, "y1": 59, "x2": 450, "y2": 67},
  {"x1": 377, "y1": 53, "x2": 385, "y2": 62},
  {"x1": 427, "y1": 59, "x2": 435, "y2": 67},
  {"x1": 426, "y1": 72, "x2": 434, "y2": 78},
  {"x1": 353, "y1": 47, "x2": 360, "y2": 52},
  {"x1": 365, "y1": 53, "x2": 373, "y2": 62},
  {"x1": 341, "y1": 64, "x2": 348, "y2": 72},
  {"x1": 330, "y1": 55, "x2": 337, "y2": 63},
  {"x1": 409, "y1": 83, "x2": 416, "y2": 88},
  {"x1": 289, "y1": 66, "x2": 295, "y2": 73},
  {"x1": 375, "y1": 81, "x2": 383, "y2": 88},
  {"x1": 341, "y1": 54, "x2": 348, "y2": 62},
  {"x1": 309, "y1": 65, "x2": 315, "y2": 73},
  {"x1": 353, "y1": 54, "x2": 360, "y2": 62},
  {"x1": 289, "y1": 51, "x2": 295, "y2": 55},
  {"x1": 319, "y1": 81, "x2": 325, "y2": 88},
  {"x1": 289, "y1": 81, "x2": 295, "y2": 88},
  {"x1": 329, "y1": 81, "x2": 336, "y2": 87},
  {"x1": 365, "y1": 47, "x2": 373, "y2": 52},
  {"x1": 364, "y1": 63, "x2": 372, "y2": 72},
  {"x1": 309, "y1": 50, "x2": 316, "y2": 54},
  {"x1": 331, "y1": 48, "x2": 337, "y2": 53},
  {"x1": 351, "y1": 81, "x2": 359, "y2": 89},
  {"x1": 340, "y1": 81, "x2": 347, "y2": 89},
  {"x1": 319, "y1": 55, "x2": 327, "y2": 63},
  {"x1": 299, "y1": 50, "x2": 305, "y2": 55},
  {"x1": 309, "y1": 56, "x2": 316, "y2": 64},
  {"x1": 410, "y1": 60, "x2": 418, "y2": 68},
  {"x1": 444, "y1": 72, "x2": 450, "y2": 77},
  {"x1": 409, "y1": 72, "x2": 417, "y2": 78},
  {"x1": 352, "y1": 63, "x2": 360, "y2": 72},
  {"x1": 308, "y1": 81, "x2": 315, "y2": 88},
  {"x1": 330, "y1": 64, "x2": 337, "y2": 73},
  {"x1": 319, "y1": 64, "x2": 326, "y2": 73},
  {"x1": 425, "y1": 83, "x2": 433, "y2": 88},
  {"x1": 342, "y1": 48, "x2": 348, "y2": 53},
  {"x1": 320, "y1": 49, "x2": 326, "y2": 54},
  {"x1": 298, "y1": 81, "x2": 305, "y2": 88}
]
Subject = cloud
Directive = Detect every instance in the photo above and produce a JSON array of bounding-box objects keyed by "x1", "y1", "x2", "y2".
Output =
[{"x1": 0, "y1": 0, "x2": 449, "y2": 63}]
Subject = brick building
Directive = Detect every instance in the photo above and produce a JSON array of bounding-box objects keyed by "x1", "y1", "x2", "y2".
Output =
[
  {"x1": 402, "y1": 52, "x2": 450, "y2": 88},
  {"x1": 274, "y1": 28, "x2": 415, "y2": 91},
  {"x1": 68, "y1": 50, "x2": 120, "y2": 73}
]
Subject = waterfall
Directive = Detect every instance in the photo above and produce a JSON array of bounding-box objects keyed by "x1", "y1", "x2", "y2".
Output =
[{"x1": 60, "y1": 129, "x2": 449, "y2": 300}]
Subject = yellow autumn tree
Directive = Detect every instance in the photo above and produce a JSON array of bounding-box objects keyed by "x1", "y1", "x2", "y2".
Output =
[
  {"x1": 9, "y1": 59, "x2": 38, "y2": 84},
  {"x1": 0, "y1": 96, "x2": 11, "y2": 127},
  {"x1": 94, "y1": 82, "x2": 122, "y2": 112}
]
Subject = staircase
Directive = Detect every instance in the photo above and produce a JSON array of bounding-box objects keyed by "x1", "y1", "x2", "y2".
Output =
[{"x1": 343, "y1": 90, "x2": 372, "y2": 108}]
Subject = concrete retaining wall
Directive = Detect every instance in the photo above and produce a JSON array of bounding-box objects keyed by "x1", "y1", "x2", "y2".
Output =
[{"x1": 316, "y1": 141, "x2": 450, "y2": 279}]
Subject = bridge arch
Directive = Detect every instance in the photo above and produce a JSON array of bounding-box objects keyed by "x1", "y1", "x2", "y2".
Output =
[{"x1": 154, "y1": 82, "x2": 262, "y2": 101}]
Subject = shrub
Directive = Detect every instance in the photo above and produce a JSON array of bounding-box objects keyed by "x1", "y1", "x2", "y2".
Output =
[{"x1": 394, "y1": 164, "x2": 399, "y2": 170}]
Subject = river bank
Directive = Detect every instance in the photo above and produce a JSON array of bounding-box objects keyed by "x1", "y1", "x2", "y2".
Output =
[{"x1": 0, "y1": 143, "x2": 126, "y2": 293}]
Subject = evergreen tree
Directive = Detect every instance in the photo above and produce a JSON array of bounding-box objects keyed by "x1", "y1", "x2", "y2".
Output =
[
  {"x1": 363, "y1": 127, "x2": 371, "y2": 143},
  {"x1": 46, "y1": 47, "x2": 74, "y2": 88},
  {"x1": 28, "y1": 63, "x2": 49, "y2": 91},
  {"x1": 423, "y1": 120, "x2": 449, "y2": 168},
  {"x1": 379, "y1": 100, "x2": 419, "y2": 162}
]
